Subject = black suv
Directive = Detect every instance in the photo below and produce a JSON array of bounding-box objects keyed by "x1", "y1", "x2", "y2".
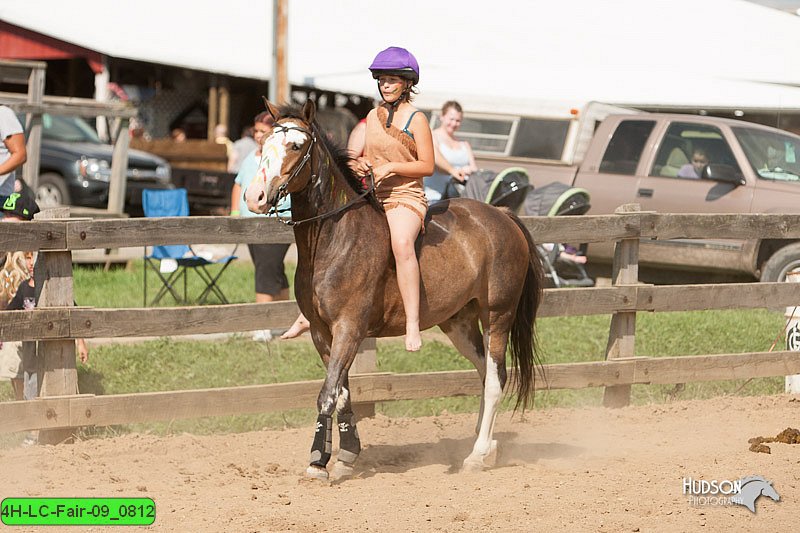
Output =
[{"x1": 31, "y1": 114, "x2": 172, "y2": 215}]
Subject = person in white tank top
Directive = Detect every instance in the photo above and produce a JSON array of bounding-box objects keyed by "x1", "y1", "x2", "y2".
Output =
[{"x1": 424, "y1": 100, "x2": 478, "y2": 204}]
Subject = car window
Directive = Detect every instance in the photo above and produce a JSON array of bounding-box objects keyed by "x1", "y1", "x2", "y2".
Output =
[
  {"x1": 599, "y1": 120, "x2": 655, "y2": 175},
  {"x1": 733, "y1": 127, "x2": 800, "y2": 182},
  {"x1": 430, "y1": 113, "x2": 513, "y2": 154},
  {"x1": 650, "y1": 122, "x2": 741, "y2": 179},
  {"x1": 429, "y1": 112, "x2": 573, "y2": 161},
  {"x1": 41, "y1": 114, "x2": 102, "y2": 144},
  {"x1": 510, "y1": 118, "x2": 570, "y2": 160}
]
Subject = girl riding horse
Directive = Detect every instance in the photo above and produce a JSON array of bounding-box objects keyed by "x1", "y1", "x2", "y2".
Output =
[
  {"x1": 282, "y1": 46, "x2": 433, "y2": 352},
  {"x1": 244, "y1": 48, "x2": 544, "y2": 480}
]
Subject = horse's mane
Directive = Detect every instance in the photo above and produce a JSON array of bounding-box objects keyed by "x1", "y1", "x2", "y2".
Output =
[{"x1": 277, "y1": 104, "x2": 366, "y2": 195}]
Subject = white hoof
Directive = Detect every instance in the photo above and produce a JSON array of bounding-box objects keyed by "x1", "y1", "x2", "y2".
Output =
[
  {"x1": 330, "y1": 461, "x2": 355, "y2": 480},
  {"x1": 461, "y1": 456, "x2": 486, "y2": 473},
  {"x1": 305, "y1": 465, "x2": 329, "y2": 480},
  {"x1": 461, "y1": 440, "x2": 498, "y2": 473}
]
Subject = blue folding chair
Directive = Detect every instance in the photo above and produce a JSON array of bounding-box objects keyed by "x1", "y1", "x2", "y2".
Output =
[{"x1": 143, "y1": 188, "x2": 237, "y2": 305}]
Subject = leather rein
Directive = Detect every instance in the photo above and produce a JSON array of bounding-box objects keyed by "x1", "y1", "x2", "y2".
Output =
[{"x1": 267, "y1": 123, "x2": 376, "y2": 227}]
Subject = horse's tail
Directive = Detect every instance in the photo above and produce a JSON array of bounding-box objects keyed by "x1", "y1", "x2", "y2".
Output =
[{"x1": 505, "y1": 211, "x2": 545, "y2": 411}]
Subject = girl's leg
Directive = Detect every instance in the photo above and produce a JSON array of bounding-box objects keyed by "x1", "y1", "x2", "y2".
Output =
[
  {"x1": 281, "y1": 312, "x2": 311, "y2": 339},
  {"x1": 385, "y1": 207, "x2": 423, "y2": 351}
]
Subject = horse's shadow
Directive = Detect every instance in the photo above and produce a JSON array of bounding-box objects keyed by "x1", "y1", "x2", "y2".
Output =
[{"x1": 337, "y1": 431, "x2": 585, "y2": 482}]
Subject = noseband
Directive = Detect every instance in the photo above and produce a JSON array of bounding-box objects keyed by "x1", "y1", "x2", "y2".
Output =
[{"x1": 266, "y1": 121, "x2": 376, "y2": 227}]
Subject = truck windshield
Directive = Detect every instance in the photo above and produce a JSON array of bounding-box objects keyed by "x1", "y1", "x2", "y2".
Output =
[
  {"x1": 733, "y1": 127, "x2": 800, "y2": 181},
  {"x1": 41, "y1": 114, "x2": 102, "y2": 144}
]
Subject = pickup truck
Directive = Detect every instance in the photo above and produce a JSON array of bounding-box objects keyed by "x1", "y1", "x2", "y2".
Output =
[{"x1": 450, "y1": 105, "x2": 800, "y2": 282}]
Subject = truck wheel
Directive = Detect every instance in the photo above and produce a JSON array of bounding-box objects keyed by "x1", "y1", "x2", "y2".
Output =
[
  {"x1": 36, "y1": 173, "x2": 71, "y2": 208},
  {"x1": 760, "y1": 242, "x2": 800, "y2": 282}
]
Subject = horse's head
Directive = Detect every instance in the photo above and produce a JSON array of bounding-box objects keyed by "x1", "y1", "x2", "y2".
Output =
[
  {"x1": 244, "y1": 99, "x2": 318, "y2": 215},
  {"x1": 760, "y1": 480, "x2": 780, "y2": 502}
]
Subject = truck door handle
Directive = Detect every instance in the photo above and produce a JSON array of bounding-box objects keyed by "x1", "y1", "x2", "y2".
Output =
[{"x1": 637, "y1": 188, "x2": 653, "y2": 198}]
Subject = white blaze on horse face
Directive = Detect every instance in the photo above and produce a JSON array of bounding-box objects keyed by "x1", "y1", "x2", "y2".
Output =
[{"x1": 245, "y1": 121, "x2": 308, "y2": 214}]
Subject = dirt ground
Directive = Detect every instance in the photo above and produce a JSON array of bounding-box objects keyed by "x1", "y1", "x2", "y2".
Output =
[{"x1": 1, "y1": 394, "x2": 799, "y2": 532}]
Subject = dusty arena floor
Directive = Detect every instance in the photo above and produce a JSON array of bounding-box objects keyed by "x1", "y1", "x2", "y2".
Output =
[{"x1": 2, "y1": 394, "x2": 798, "y2": 532}]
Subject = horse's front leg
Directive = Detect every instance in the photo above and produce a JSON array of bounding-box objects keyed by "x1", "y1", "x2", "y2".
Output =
[
  {"x1": 329, "y1": 372, "x2": 361, "y2": 479},
  {"x1": 307, "y1": 327, "x2": 364, "y2": 480}
]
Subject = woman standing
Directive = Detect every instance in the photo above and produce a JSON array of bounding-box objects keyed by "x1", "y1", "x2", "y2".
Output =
[{"x1": 424, "y1": 101, "x2": 478, "y2": 204}]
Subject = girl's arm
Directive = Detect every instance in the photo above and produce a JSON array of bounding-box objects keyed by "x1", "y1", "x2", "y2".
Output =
[
  {"x1": 230, "y1": 183, "x2": 242, "y2": 215},
  {"x1": 347, "y1": 121, "x2": 367, "y2": 158}
]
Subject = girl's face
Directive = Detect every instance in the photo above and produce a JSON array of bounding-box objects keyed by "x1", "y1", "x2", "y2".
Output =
[
  {"x1": 440, "y1": 108, "x2": 463, "y2": 134},
  {"x1": 377, "y1": 75, "x2": 407, "y2": 103},
  {"x1": 24, "y1": 252, "x2": 35, "y2": 275}
]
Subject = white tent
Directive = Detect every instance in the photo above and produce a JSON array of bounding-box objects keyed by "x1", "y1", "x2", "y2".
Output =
[{"x1": 2, "y1": 0, "x2": 800, "y2": 113}]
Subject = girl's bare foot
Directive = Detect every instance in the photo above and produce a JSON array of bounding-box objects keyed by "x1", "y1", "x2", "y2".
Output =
[
  {"x1": 281, "y1": 315, "x2": 311, "y2": 339},
  {"x1": 405, "y1": 323, "x2": 422, "y2": 352}
]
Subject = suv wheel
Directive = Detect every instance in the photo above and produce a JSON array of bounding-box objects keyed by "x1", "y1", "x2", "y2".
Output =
[
  {"x1": 760, "y1": 242, "x2": 800, "y2": 282},
  {"x1": 36, "y1": 173, "x2": 71, "y2": 207}
]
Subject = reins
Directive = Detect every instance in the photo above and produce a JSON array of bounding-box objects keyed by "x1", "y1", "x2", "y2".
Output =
[{"x1": 266, "y1": 122, "x2": 376, "y2": 227}]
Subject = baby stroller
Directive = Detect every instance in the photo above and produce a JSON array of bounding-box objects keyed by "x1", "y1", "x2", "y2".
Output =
[
  {"x1": 527, "y1": 182, "x2": 594, "y2": 288},
  {"x1": 447, "y1": 167, "x2": 533, "y2": 213},
  {"x1": 444, "y1": 169, "x2": 593, "y2": 288}
]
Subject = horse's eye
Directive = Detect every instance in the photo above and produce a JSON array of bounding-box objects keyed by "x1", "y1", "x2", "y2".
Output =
[{"x1": 291, "y1": 143, "x2": 301, "y2": 151}]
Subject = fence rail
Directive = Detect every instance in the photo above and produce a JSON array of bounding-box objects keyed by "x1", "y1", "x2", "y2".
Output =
[
  {"x1": 7, "y1": 212, "x2": 800, "y2": 253},
  {"x1": 2, "y1": 210, "x2": 800, "y2": 438}
]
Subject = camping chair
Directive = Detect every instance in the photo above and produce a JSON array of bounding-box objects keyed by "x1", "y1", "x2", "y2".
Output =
[{"x1": 142, "y1": 188, "x2": 237, "y2": 306}]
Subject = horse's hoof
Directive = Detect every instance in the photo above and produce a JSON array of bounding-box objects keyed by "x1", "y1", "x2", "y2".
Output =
[
  {"x1": 305, "y1": 465, "x2": 329, "y2": 480},
  {"x1": 461, "y1": 441, "x2": 498, "y2": 473},
  {"x1": 330, "y1": 461, "x2": 355, "y2": 480},
  {"x1": 461, "y1": 456, "x2": 487, "y2": 473}
]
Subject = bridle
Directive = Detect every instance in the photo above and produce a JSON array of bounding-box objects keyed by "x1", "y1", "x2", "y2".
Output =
[{"x1": 265, "y1": 121, "x2": 376, "y2": 227}]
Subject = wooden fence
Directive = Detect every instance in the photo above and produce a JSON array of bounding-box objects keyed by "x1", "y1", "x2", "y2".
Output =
[{"x1": 2, "y1": 209, "x2": 800, "y2": 442}]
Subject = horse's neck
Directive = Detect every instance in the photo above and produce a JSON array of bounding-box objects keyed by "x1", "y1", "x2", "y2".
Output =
[
  {"x1": 292, "y1": 146, "x2": 356, "y2": 214},
  {"x1": 291, "y1": 146, "x2": 380, "y2": 262}
]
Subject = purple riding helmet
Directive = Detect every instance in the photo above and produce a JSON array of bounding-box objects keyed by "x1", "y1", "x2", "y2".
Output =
[
  {"x1": 369, "y1": 47, "x2": 420, "y2": 127},
  {"x1": 368, "y1": 46, "x2": 420, "y2": 85}
]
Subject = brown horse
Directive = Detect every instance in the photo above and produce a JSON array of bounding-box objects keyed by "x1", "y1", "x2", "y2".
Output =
[{"x1": 245, "y1": 100, "x2": 544, "y2": 479}]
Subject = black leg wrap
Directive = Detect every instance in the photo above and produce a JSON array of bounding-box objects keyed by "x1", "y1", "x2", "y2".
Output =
[
  {"x1": 337, "y1": 413, "x2": 361, "y2": 465},
  {"x1": 309, "y1": 414, "x2": 332, "y2": 468}
]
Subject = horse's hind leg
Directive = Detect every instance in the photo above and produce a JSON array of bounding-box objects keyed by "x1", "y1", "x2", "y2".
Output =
[{"x1": 462, "y1": 311, "x2": 513, "y2": 472}]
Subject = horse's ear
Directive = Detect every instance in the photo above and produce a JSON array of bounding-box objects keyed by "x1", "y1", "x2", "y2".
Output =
[
  {"x1": 262, "y1": 97, "x2": 280, "y2": 122},
  {"x1": 302, "y1": 99, "x2": 316, "y2": 124}
]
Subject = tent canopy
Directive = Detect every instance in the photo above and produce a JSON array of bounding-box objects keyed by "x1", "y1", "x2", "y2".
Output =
[{"x1": 2, "y1": 0, "x2": 800, "y2": 113}]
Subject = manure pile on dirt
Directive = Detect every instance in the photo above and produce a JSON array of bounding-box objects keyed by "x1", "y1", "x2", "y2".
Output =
[{"x1": 748, "y1": 427, "x2": 800, "y2": 453}]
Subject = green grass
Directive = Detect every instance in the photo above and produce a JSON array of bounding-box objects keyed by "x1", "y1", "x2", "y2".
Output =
[
  {"x1": 0, "y1": 262, "x2": 792, "y2": 440},
  {"x1": 73, "y1": 259, "x2": 297, "y2": 308}
]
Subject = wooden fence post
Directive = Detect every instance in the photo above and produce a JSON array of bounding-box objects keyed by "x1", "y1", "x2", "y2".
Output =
[
  {"x1": 602, "y1": 204, "x2": 640, "y2": 408},
  {"x1": 106, "y1": 117, "x2": 130, "y2": 216},
  {"x1": 23, "y1": 63, "x2": 45, "y2": 191},
  {"x1": 351, "y1": 338, "x2": 377, "y2": 419},
  {"x1": 35, "y1": 207, "x2": 78, "y2": 444}
]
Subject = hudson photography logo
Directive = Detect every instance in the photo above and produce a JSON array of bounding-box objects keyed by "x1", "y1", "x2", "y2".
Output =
[{"x1": 683, "y1": 476, "x2": 780, "y2": 513}]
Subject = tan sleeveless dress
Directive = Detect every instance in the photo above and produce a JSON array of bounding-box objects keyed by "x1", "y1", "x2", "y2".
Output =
[{"x1": 364, "y1": 107, "x2": 428, "y2": 225}]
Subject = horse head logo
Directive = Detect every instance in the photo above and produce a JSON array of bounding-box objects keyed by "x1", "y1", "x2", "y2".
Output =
[{"x1": 730, "y1": 476, "x2": 780, "y2": 513}]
